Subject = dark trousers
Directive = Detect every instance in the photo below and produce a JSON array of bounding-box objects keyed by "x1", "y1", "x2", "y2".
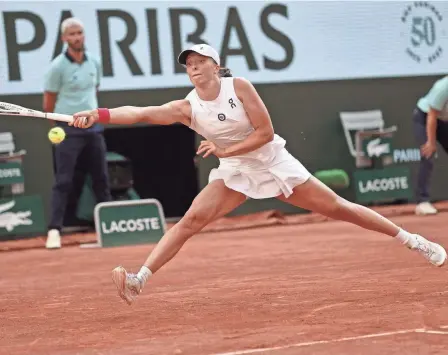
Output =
[
  {"x1": 413, "y1": 107, "x2": 448, "y2": 203},
  {"x1": 49, "y1": 133, "x2": 112, "y2": 231}
]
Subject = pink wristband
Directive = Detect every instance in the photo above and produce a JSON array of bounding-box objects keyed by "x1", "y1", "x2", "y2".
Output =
[{"x1": 97, "y1": 108, "x2": 111, "y2": 124}]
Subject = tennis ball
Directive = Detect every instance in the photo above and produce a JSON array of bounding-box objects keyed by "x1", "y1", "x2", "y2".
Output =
[{"x1": 48, "y1": 127, "x2": 66, "y2": 144}]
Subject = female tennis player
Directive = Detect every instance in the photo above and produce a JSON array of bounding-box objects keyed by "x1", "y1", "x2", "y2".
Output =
[{"x1": 72, "y1": 44, "x2": 447, "y2": 305}]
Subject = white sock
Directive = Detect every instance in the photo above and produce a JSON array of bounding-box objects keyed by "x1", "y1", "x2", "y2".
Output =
[
  {"x1": 137, "y1": 266, "x2": 152, "y2": 284},
  {"x1": 395, "y1": 228, "x2": 416, "y2": 247}
]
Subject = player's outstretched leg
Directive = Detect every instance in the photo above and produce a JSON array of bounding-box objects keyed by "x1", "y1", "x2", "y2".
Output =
[
  {"x1": 278, "y1": 176, "x2": 446, "y2": 267},
  {"x1": 112, "y1": 180, "x2": 247, "y2": 305}
]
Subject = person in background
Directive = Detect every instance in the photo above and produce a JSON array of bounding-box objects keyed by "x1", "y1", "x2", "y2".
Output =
[
  {"x1": 413, "y1": 75, "x2": 448, "y2": 216},
  {"x1": 43, "y1": 17, "x2": 111, "y2": 249}
]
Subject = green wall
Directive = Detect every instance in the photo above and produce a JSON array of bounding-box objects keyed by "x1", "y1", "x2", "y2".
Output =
[{"x1": 2, "y1": 74, "x2": 447, "y2": 221}]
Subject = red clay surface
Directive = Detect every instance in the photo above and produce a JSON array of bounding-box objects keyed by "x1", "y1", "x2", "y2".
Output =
[{"x1": 1, "y1": 212, "x2": 448, "y2": 355}]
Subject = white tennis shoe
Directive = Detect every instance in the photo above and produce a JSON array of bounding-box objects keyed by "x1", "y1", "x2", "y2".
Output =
[
  {"x1": 415, "y1": 202, "x2": 438, "y2": 215},
  {"x1": 46, "y1": 229, "x2": 61, "y2": 249},
  {"x1": 407, "y1": 234, "x2": 447, "y2": 267},
  {"x1": 112, "y1": 266, "x2": 143, "y2": 305}
]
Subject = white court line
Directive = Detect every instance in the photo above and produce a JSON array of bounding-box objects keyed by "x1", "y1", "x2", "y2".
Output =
[
  {"x1": 210, "y1": 328, "x2": 427, "y2": 355},
  {"x1": 417, "y1": 330, "x2": 448, "y2": 335},
  {"x1": 307, "y1": 302, "x2": 350, "y2": 315}
]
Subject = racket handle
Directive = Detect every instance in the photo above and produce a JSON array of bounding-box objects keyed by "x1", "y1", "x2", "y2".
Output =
[{"x1": 45, "y1": 112, "x2": 74, "y2": 123}]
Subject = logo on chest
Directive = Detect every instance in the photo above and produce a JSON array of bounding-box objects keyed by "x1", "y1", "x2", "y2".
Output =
[{"x1": 216, "y1": 98, "x2": 238, "y2": 121}]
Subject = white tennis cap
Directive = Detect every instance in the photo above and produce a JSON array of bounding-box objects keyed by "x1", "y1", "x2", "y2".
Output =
[{"x1": 178, "y1": 44, "x2": 220, "y2": 67}]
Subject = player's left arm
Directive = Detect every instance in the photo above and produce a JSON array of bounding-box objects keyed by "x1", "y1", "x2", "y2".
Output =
[{"x1": 221, "y1": 77, "x2": 274, "y2": 157}]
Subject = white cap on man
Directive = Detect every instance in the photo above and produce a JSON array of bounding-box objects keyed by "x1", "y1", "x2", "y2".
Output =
[{"x1": 178, "y1": 44, "x2": 220, "y2": 67}]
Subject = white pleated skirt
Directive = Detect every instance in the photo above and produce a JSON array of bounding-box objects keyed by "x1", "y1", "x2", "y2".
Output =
[{"x1": 209, "y1": 147, "x2": 311, "y2": 199}]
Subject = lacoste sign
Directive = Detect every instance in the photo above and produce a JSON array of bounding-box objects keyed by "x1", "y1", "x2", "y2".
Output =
[
  {"x1": 0, "y1": 162, "x2": 24, "y2": 185},
  {"x1": 93, "y1": 199, "x2": 166, "y2": 248},
  {"x1": 101, "y1": 217, "x2": 161, "y2": 235},
  {"x1": 354, "y1": 167, "x2": 412, "y2": 203},
  {"x1": 358, "y1": 176, "x2": 409, "y2": 194}
]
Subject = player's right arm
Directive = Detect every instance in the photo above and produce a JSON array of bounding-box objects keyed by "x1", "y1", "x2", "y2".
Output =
[{"x1": 71, "y1": 100, "x2": 192, "y2": 128}]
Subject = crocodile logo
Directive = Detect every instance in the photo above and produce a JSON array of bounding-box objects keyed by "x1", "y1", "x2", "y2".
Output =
[
  {"x1": 0, "y1": 200, "x2": 32, "y2": 231},
  {"x1": 367, "y1": 138, "x2": 390, "y2": 157}
]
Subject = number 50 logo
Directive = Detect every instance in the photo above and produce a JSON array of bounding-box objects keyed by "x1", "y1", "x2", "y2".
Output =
[{"x1": 401, "y1": 2, "x2": 444, "y2": 64}]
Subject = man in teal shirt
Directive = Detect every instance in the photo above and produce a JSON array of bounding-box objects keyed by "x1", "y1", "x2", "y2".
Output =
[
  {"x1": 413, "y1": 75, "x2": 448, "y2": 215},
  {"x1": 43, "y1": 17, "x2": 111, "y2": 248}
]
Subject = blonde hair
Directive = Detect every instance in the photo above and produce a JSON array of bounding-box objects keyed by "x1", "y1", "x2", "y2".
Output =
[{"x1": 60, "y1": 17, "x2": 84, "y2": 35}]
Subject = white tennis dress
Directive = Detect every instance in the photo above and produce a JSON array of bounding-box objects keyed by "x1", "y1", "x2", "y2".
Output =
[{"x1": 186, "y1": 77, "x2": 311, "y2": 199}]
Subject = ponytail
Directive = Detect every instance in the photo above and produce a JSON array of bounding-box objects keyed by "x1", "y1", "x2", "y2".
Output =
[{"x1": 218, "y1": 67, "x2": 233, "y2": 77}]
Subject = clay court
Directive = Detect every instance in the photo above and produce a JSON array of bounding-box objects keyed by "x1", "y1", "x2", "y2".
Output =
[{"x1": 1, "y1": 203, "x2": 448, "y2": 355}]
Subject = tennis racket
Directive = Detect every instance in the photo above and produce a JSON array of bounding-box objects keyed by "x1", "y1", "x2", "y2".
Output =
[{"x1": 0, "y1": 101, "x2": 74, "y2": 123}]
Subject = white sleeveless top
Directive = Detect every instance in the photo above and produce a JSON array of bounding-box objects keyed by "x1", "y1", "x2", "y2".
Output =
[
  {"x1": 186, "y1": 77, "x2": 286, "y2": 169},
  {"x1": 185, "y1": 77, "x2": 311, "y2": 199}
]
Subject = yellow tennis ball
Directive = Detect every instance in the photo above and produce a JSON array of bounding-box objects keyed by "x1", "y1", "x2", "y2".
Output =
[{"x1": 48, "y1": 127, "x2": 66, "y2": 144}]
